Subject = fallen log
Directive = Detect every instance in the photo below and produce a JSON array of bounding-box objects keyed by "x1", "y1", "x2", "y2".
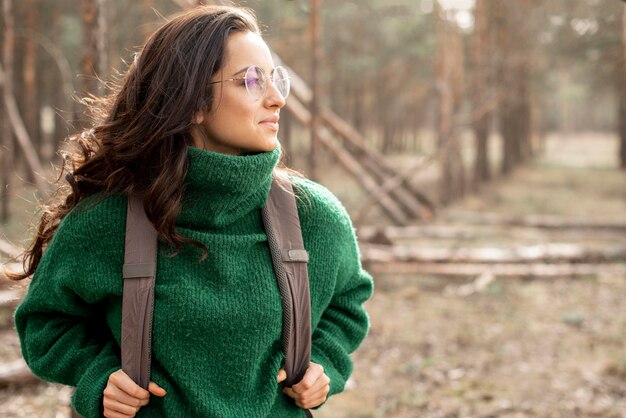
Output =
[
  {"x1": 446, "y1": 212, "x2": 626, "y2": 232},
  {"x1": 365, "y1": 262, "x2": 626, "y2": 278},
  {"x1": 0, "y1": 358, "x2": 39, "y2": 388},
  {"x1": 357, "y1": 224, "x2": 626, "y2": 243},
  {"x1": 0, "y1": 289, "x2": 25, "y2": 309},
  {"x1": 360, "y1": 243, "x2": 626, "y2": 264}
]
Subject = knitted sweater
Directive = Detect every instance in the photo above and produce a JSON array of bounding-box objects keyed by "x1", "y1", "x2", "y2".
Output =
[{"x1": 15, "y1": 144, "x2": 373, "y2": 418}]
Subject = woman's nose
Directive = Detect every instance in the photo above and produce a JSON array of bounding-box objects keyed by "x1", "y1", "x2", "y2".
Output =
[{"x1": 264, "y1": 79, "x2": 286, "y2": 108}]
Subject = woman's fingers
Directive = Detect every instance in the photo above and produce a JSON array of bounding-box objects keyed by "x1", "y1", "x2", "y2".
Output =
[
  {"x1": 291, "y1": 363, "x2": 326, "y2": 394},
  {"x1": 283, "y1": 385, "x2": 329, "y2": 409},
  {"x1": 148, "y1": 381, "x2": 167, "y2": 397},
  {"x1": 102, "y1": 397, "x2": 141, "y2": 416},
  {"x1": 277, "y1": 368, "x2": 287, "y2": 383},
  {"x1": 282, "y1": 362, "x2": 331, "y2": 409},
  {"x1": 103, "y1": 370, "x2": 165, "y2": 417},
  {"x1": 108, "y1": 370, "x2": 150, "y2": 400},
  {"x1": 103, "y1": 382, "x2": 148, "y2": 408}
]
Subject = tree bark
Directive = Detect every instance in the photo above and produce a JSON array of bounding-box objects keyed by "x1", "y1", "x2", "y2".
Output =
[
  {"x1": 309, "y1": 0, "x2": 322, "y2": 181},
  {"x1": 96, "y1": 0, "x2": 108, "y2": 91},
  {"x1": 23, "y1": 0, "x2": 40, "y2": 152},
  {"x1": 81, "y1": 0, "x2": 100, "y2": 97},
  {"x1": 471, "y1": 0, "x2": 491, "y2": 185},
  {"x1": 618, "y1": 5, "x2": 626, "y2": 170},
  {"x1": 51, "y1": 2, "x2": 66, "y2": 151},
  {"x1": 497, "y1": 0, "x2": 533, "y2": 174},
  {"x1": 1, "y1": 0, "x2": 15, "y2": 222},
  {"x1": 435, "y1": 5, "x2": 465, "y2": 205}
]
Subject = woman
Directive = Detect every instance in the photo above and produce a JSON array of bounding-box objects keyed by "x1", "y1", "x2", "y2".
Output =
[{"x1": 12, "y1": 5, "x2": 373, "y2": 418}]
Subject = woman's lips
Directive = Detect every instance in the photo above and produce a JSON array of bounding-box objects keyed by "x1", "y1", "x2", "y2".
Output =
[{"x1": 259, "y1": 118, "x2": 279, "y2": 131}]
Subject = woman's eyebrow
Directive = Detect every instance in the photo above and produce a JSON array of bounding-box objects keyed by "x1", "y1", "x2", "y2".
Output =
[
  {"x1": 231, "y1": 65, "x2": 276, "y2": 77},
  {"x1": 232, "y1": 67, "x2": 249, "y2": 76}
]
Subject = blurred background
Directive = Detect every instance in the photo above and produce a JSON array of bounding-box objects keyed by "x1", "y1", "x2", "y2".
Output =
[{"x1": 0, "y1": 0, "x2": 625, "y2": 417}]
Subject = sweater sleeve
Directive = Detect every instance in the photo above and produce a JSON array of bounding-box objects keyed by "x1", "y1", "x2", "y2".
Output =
[
  {"x1": 310, "y1": 224, "x2": 373, "y2": 405},
  {"x1": 296, "y1": 180, "x2": 374, "y2": 406},
  {"x1": 14, "y1": 197, "x2": 125, "y2": 418}
]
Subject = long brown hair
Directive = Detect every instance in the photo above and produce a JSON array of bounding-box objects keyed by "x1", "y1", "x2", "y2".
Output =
[{"x1": 10, "y1": 5, "x2": 273, "y2": 281}]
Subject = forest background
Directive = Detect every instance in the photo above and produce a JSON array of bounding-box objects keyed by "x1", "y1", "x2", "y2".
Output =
[{"x1": 0, "y1": 0, "x2": 625, "y2": 417}]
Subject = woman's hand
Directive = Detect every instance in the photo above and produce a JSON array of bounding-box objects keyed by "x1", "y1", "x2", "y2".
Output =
[
  {"x1": 277, "y1": 362, "x2": 330, "y2": 409},
  {"x1": 102, "y1": 369, "x2": 166, "y2": 418}
]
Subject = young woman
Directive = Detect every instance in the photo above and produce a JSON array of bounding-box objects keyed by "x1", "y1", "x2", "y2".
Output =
[{"x1": 12, "y1": 5, "x2": 373, "y2": 417}]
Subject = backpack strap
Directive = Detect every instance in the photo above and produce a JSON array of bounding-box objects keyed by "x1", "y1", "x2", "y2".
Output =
[
  {"x1": 261, "y1": 173, "x2": 313, "y2": 417},
  {"x1": 121, "y1": 194, "x2": 157, "y2": 390},
  {"x1": 119, "y1": 177, "x2": 313, "y2": 415}
]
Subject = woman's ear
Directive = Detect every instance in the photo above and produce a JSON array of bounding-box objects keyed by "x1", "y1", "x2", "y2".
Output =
[{"x1": 193, "y1": 111, "x2": 205, "y2": 125}]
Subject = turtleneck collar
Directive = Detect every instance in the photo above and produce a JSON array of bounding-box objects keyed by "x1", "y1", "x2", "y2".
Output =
[{"x1": 178, "y1": 144, "x2": 281, "y2": 228}]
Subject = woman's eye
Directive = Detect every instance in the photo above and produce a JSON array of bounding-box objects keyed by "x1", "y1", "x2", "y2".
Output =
[{"x1": 247, "y1": 77, "x2": 261, "y2": 88}]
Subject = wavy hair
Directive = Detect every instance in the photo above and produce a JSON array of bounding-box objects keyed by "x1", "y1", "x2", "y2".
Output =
[{"x1": 9, "y1": 5, "x2": 292, "y2": 281}]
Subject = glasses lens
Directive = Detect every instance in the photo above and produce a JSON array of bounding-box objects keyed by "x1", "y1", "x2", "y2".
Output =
[
  {"x1": 245, "y1": 66, "x2": 265, "y2": 100},
  {"x1": 273, "y1": 66, "x2": 290, "y2": 99}
]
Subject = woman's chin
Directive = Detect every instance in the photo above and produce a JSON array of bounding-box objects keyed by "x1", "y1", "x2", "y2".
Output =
[{"x1": 259, "y1": 136, "x2": 279, "y2": 152}]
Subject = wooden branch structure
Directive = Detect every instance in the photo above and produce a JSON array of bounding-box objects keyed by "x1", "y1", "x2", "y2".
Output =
[
  {"x1": 274, "y1": 54, "x2": 434, "y2": 224},
  {"x1": 0, "y1": 62, "x2": 49, "y2": 196}
]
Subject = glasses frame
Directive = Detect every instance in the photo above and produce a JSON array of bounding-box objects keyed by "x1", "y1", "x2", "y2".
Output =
[{"x1": 208, "y1": 65, "x2": 290, "y2": 102}]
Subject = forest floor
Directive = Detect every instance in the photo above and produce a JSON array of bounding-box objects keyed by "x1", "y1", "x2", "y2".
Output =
[{"x1": 0, "y1": 132, "x2": 625, "y2": 417}]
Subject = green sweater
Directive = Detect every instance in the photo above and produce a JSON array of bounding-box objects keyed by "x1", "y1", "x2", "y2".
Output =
[{"x1": 15, "y1": 144, "x2": 373, "y2": 418}]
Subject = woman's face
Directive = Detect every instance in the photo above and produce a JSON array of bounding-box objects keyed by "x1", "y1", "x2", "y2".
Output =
[{"x1": 191, "y1": 31, "x2": 286, "y2": 155}]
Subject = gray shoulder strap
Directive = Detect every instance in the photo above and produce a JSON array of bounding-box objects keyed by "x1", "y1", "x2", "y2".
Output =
[
  {"x1": 121, "y1": 194, "x2": 157, "y2": 390},
  {"x1": 261, "y1": 174, "x2": 312, "y2": 395},
  {"x1": 119, "y1": 178, "x2": 312, "y2": 416}
]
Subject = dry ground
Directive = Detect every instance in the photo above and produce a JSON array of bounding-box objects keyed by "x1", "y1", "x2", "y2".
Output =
[{"x1": 1, "y1": 132, "x2": 625, "y2": 418}]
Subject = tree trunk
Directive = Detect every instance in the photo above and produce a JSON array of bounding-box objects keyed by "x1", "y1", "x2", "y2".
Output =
[
  {"x1": 1, "y1": 0, "x2": 15, "y2": 222},
  {"x1": 23, "y1": 0, "x2": 40, "y2": 153},
  {"x1": 51, "y1": 3, "x2": 66, "y2": 151},
  {"x1": 309, "y1": 0, "x2": 322, "y2": 181},
  {"x1": 497, "y1": 0, "x2": 533, "y2": 174},
  {"x1": 96, "y1": 0, "x2": 108, "y2": 92},
  {"x1": 81, "y1": 0, "x2": 100, "y2": 98},
  {"x1": 618, "y1": 5, "x2": 626, "y2": 170},
  {"x1": 472, "y1": 0, "x2": 491, "y2": 185},
  {"x1": 435, "y1": 5, "x2": 465, "y2": 205},
  {"x1": 494, "y1": 1, "x2": 513, "y2": 175}
]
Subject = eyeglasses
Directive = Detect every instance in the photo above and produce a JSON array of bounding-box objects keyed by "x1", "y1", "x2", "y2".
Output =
[{"x1": 208, "y1": 65, "x2": 290, "y2": 102}]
